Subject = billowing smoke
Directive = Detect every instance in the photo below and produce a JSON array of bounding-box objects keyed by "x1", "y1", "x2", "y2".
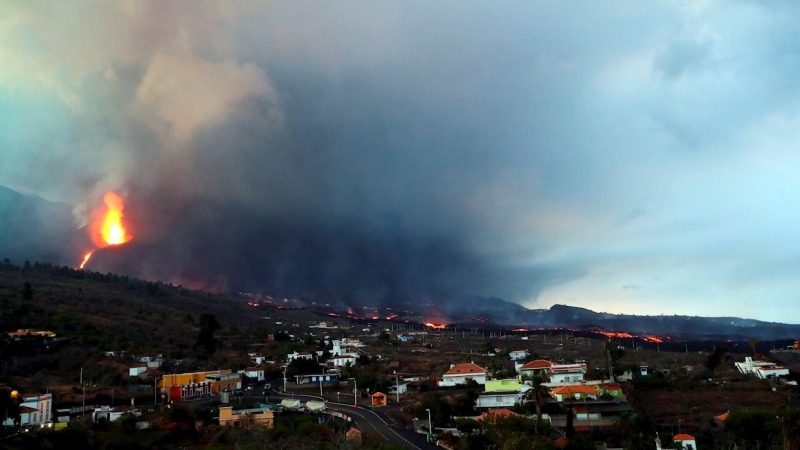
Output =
[
  {"x1": 6, "y1": 2, "x2": 800, "y2": 320},
  {"x1": 0, "y1": 1, "x2": 590, "y2": 306}
]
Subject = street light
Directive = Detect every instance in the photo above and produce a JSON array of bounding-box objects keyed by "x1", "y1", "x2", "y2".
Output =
[{"x1": 426, "y1": 408, "x2": 432, "y2": 434}]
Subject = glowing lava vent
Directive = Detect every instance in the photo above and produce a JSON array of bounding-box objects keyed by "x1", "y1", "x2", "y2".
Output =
[{"x1": 79, "y1": 191, "x2": 133, "y2": 269}]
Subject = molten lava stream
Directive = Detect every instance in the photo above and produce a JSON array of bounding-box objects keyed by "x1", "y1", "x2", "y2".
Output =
[{"x1": 79, "y1": 252, "x2": 93, "y2": 269}]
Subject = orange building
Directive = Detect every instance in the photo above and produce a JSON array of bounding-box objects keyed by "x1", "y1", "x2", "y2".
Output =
[{"x1": 159, "y1": 370, "x2": 242, "y2": 401}]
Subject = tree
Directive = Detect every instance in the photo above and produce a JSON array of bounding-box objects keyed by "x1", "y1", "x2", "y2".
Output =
[
  {"x1": 21, "y1": 282, "x2": 33, "y2": 300},
  {"x1": 748, "y1": 337, "x2": 759, "y2": 355},
  {"x1": 705, "y1": 347, "x2": 727, "y2": 373},
  {"x1": 524, "y1": 374, "x2": 550, "y2": 422},
  {"x1": 778, "y1": 406, "x2": 800, "y2": 450},
  {"x1": 565, "y1": 403, "x2": 575, "y2": 438},
  {"x1": 195, "y1": 313, "x2": 221, "y2": 357}
]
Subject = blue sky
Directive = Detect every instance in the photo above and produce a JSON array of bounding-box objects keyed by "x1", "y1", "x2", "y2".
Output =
[{"x1": 2, "y1": 1, "x2": 800, "y2": 322}]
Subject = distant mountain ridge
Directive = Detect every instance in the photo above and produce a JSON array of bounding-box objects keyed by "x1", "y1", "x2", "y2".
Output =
[{"x1": 431, "y1": 296, "x2": 800, "y2": 341}]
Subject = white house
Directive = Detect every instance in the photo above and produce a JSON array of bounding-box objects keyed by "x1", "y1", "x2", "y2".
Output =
[
  {"x1": 475, "y1": 391, "x2": 524, "y2": 409},
  {"x1": 389, "y1": 382, "x2": 411, "y2": 395},
  {"x1": 2, "y1": 393, "x2": 52, "y2": 427},
  {"x1": 249, "y1": 354, "x2": 267, "y2": 365},
  {"x1": 341, "y1": 338, "x2": 366, "y2": 348},
  {"x1": 735, "y1": 357, "x2": 790, "y2": 379},
  {"x1": 129, "y1": 366, "x2": 147, "y2": 377},
  {"x1": 518, "y1": 359, "x2": 586, "y2": 383},
  {"x1": 92, "y1": 405, "x2": 140, "y2": 423},
  {"x1": 509, "y1": 350, "x2": 529, "y2": 361},
  {"x1": 548, "y1": 362, "x2": 587, "y2": 384},
  {"x1": 438, "y1": 362, "x2": 488, "y2": 387},
  {"x1": 287, "y1": 351, "x2": 315, "y2": 362},
  {"x1": 240, "y1": 367, "x2": 265, "y2": 382},
  {"x1": 330, "y1": 355, "x2": 358, "y2": 367}
]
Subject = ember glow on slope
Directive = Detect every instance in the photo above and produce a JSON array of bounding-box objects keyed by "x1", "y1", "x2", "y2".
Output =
[{"x1": 2, "y1": 1, "x2": 800, "y2": 322}]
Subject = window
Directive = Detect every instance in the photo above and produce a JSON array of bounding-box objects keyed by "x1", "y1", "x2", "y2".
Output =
[{"x1": 496, "y1": 397, "x2": 502, "y2": 403}]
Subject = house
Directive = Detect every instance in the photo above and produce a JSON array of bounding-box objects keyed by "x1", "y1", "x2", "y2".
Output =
[
  {"x1": 92, "y1": 405, "x2": 139, "y2": 423},
  {"x1": 239, "y1": 367, "x2": 265, "y2": 382},
  {"x1": 518, "y1": 360, "x2": 587, "y2": 384},
  {"x1": 7, "y1": 329, "x2": 56, "y2": 339},
  {"x1": 597, "y1": 383, "x2": 624, "y2": 399},
  {"x1": 517, "y1": 360, "x2": 553, "y2": 378},
  {"x1": 548, "y1": 362, "x2": 587, "y2": 383},
  {"x1": 572, "y1": 406, "x2": 601, "y2": 421},
  {"x1": 160, "y1": 370, "x2": 242, "y2": 401},
  {"x1": 295, "y1": 373, "x2": 340, "y2": 385},
  {"x1": 330, "y1": 355, "x2": 358, "y2": 367},
  {"x1": 485, "y1": 378, "x2": 526, "y2": 393},
  {"x1": 735, "y1": 356, "x2": 790, "y2": 379},
  {"x1": 673, "y1": 434, "x2": 697, "y2": 450},
  {"x1": 397, "y1": 334, "x2": 413, "y2": 343},
  {"x1": 341, "y1": 338, "x2": 366, "y2": 348},
  {"x1": 438, "y1": 362, "x2": 488, "y2": 387},
  {"x1": 129, "y1": 366, "x2": 147, "y2": 377},
  {"x1": 475, "y1": 391, "x2": 525, "y2": 409},
  {"x1": 249, "y1": 354, "x2": 267, "y2": 365},
  {"x1": 551, "y1": 385, "x2": 599, "y2": 402},
  {"x1": 1, "y1": 392, "x2": 52, "y2": 427},
  {"x1": 639, "y1": 365, "x2": 649, "y2": 377},
  {"x1": 509, "y1": 350, "x2": 529, "y2": 361},
  {"x1": 389, "y1": 382, "x2": 411, "y2": 395},
  {"x1": 287, "y1": 351, "x2": 315, "y2": 362},
  {"x1": 218, "y1": 406, "x2": 274, "y2": 428}
]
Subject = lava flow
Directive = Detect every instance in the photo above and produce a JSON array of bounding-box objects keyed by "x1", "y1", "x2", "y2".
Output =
[{"x1": 79, "y1": 191, "x2": 133, "y2": 269}]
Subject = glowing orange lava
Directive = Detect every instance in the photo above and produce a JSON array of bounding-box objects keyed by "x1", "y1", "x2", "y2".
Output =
[
  {"x1": 78, "y1": 191, "x2": 133, "y2": 269},
  {"x1": 424, "y1": 322, "x2": 446, "y2": 330},
  {"x1": 79, "y1": 252, "x2": 92, "y2": 269}
]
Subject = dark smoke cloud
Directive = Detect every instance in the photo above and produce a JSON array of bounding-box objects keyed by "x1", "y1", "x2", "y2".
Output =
[{"x1": 7, "y1": 2, "x2": 800, "y2": 320}]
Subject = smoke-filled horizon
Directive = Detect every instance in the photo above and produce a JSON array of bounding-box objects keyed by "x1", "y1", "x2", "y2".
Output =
[{"x1": 2, "y1": 1, "x2": 800, "y2": 322}]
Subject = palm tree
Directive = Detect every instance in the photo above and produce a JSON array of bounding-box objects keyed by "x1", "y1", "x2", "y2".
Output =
[
  {"x1": 612, "y1": 411, "x2": 635, "y2": 449},
  {"x1": 748, "y1": 337, "x2": 758, "y2": 355},
  {"x1": 523, "y1": 374, "x2": 550, "y2": 423}
]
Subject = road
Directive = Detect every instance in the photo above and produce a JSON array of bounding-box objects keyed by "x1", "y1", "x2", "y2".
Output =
[{"x1": 270, "y1": 390, "x2": 433, "y2": 449}]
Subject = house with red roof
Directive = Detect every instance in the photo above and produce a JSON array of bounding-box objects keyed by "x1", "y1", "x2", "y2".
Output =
[
  {"x1": 550, "y1": 385, "x2": 599, "y2": 402},
  {"x1": 735, "y1": 356, "x2": 790, "y2": 380},
  {"x1": 518, "y1": 359, "x2": 587, "y2": 383},
  {"x1": 438, "y1": 362, "x2": 488, "y2": 387},
  {"x1": 673, "y1": 433, "x2": 697, "y2": 450}
]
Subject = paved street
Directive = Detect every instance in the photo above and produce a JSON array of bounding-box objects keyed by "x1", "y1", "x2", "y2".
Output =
[{"x1": 271, "y1": 390, "x2": 433, "y2": 449}]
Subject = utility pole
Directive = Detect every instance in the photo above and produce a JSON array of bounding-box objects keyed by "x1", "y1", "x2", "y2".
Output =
[
  {"x1": 283, "y1": 367, "x2": 287, "y2": 392},
  {"x1": 80, "y1": 367, "x2": 85, "y2": 415},
  {"x1": 395, "y1": 371, "x2": 400, "y2": 403},
  {"x1": 319, "y1": 377, "x2": 323, "y2": 397},
  {"x1": 353, "y1": 379, "x2": 358, "y2": 408}
]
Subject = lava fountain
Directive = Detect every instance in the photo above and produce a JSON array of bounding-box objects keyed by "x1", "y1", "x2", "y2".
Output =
[{"x1": 79, "y1": 191, "x2": 133, "y2": 269}]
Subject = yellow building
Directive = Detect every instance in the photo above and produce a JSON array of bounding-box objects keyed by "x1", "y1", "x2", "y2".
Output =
[
  {"x1": 484, "y1": 378, "x2": 526, "y2": 393},
  {"x1": 218, "y1": 406, "x2": 274, "y2": 428}
]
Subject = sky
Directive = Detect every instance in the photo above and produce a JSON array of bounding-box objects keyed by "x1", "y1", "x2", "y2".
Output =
[{"x1": 2, "y1": 1, "x2": 800, "y2": 322}]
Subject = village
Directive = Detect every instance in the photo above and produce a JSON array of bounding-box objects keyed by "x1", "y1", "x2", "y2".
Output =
[{"x1": 3, "y1": 302, "x2": 800, "y2": 450}]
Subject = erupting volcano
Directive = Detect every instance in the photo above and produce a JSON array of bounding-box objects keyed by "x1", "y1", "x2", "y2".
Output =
[{"x1": 79, "y1": 191, "x2": 133, "y2": 269}]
